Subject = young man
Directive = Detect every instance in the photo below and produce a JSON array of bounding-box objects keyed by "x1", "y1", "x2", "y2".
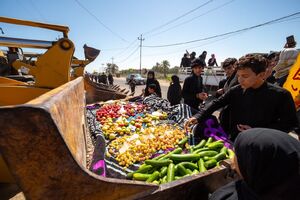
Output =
[
  {"x1": 182, "y1": 60, "x2": 208, "y2": 110},
  {"x1": 185, "y1": 55, "x2": 298, "y2": 141},
  {"x1": 216, "y1": 58, "x2": 238, "y2": 96}
]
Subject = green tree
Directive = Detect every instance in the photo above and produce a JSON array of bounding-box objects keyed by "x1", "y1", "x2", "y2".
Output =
[
  {"x1": 161, "y1": 60, "x2": 170, "y2": 78},
  {"x1": 152, "y1": 62, "x2": 161, "y2": 73},
  {"x1": 106, "y1": 63, "x2": 119, "y2": 74}
]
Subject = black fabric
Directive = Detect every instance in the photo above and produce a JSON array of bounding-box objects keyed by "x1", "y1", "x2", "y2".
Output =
[
  {"x1": 182, "y1": 74, "x2": 204, "y2": 110},
  {"x1": 210, "y1": 128, "x2": 300, "y2": 200},
  {"x1": 167, "y1": 82, "x2": 182, "y2": 106},
  {"x1": 223, "y1": 71, "x2": 239, "y2": 93},
  {"x1": 219, "y1": 71, "x2": 239, "y2": 133},
  {"x1": 144, "y1": 71, "x2": 162, "y2": 97},
  {"x1": 208, "y1": 58, "x2": 218, "y2": 67},
  {"x1": 194, "y1": 82, "x2": 298, "y2": 141},
  {"x1": 180, "y1": 56, "x2": 191, "y2": 68}
]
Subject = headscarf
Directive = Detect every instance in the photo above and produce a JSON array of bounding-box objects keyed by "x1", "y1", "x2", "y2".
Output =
[
  {"x1": 210, "y1": 128, "x2": 300, "y2": 200},
  {"x1": 146, "y1": 70, "x2": 156, "y2": 85}
]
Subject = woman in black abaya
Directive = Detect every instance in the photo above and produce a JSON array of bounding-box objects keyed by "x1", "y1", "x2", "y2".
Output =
[{"x1": 210, "y1": 128, "x2": 300, "y2": 200}]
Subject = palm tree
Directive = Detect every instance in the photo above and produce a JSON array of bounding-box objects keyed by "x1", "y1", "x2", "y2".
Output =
[
  {"x1": 106, "y1": 63, "x2": 119, "y2": 74},
  {"x1": 161, "y1": 60, "x2": 170, "y2": 78}
]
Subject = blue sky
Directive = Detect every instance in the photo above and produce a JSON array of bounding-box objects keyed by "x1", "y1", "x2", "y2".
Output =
[{"x1": 1, "y1": 0, "x2": 300, "y2": 72}]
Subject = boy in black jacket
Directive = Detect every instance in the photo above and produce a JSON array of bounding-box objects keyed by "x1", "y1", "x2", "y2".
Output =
[
  {"x1": 182, "y1": 61, "x2": 208, "y2": 110},
  {"x1": 185, "y1": 55, "x2": 298, "y2": 141}
]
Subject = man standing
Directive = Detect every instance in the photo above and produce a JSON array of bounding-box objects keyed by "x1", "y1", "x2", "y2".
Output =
[
  {"x1": 185, "y1": 55, "x2": 298, "y2": 141},
  {"x1": 182, "y1": 61, "x2": 208, "y2": 110},
  {"x1": 208, "y1": 54, "x2": 218, "y2": 67}
]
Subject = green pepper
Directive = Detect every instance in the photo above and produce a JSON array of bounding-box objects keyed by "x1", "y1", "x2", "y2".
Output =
[
  {"x1": 176, "y1": 164, "x2": 188, "y2": 176},
  {"x1": 207, "y1": 141, "x2": 224, "y2": 150},
  {"x1": 228, "y1": 149, "x2": 235, "y2": 159},
  {"x1": 205, "y1": 137, "x2": 213, "y2": 146},
  {"x1": 127, "y1": 165, "x2": 153, "y2": 178},
  {"x1": 180, "y1": 162, "x2": 198, "y2": 170},
  {"x1": 159, "y1": 147, "x2": 183, "y2": 160},
  {"x1": 197, "y1": 150, "x2": 218, "y2": 157},
  {"x1": 160, "y1": 166, "x2": 168, "y2": 178},
  {"x1": 178, "y1": 137, "x2": 188, "y2": 148}
]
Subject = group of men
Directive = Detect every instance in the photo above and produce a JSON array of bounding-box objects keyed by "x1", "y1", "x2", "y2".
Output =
[{"x1": 183, "y1": 50, "x2": 298, "y2": 142}]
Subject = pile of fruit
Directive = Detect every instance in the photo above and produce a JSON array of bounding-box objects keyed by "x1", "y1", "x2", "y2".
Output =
[
  {"x1": 95, "y1": 100, "x2": 187, "y2": 167},
  {"x1": 107, "y1": 124, "x2": 186, "y2": 167},
  {"x1": 127, "y1": 137, "x2": 234, "y2": 184},
  {"x1": 96, "y1": 101, "x2": 168, "y2": 141}
]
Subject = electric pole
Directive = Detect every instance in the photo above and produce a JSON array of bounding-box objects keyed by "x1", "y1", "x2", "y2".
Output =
[{"x1": 138, "y1": 34, "x2": 145, "y2": 75}]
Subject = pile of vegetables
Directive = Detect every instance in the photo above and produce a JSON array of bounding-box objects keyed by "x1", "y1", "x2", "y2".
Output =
[{"x1": 127, "y1": 137, "x2": 234, "y2": 184}]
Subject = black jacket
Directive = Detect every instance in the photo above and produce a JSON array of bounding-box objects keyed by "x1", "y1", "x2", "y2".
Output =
[
  {"x1": 182, "y1": 74, "x2": 204, "y2": 110},
  {"x1": 167, "y1": 83, "x2": 182, "y2": 106},
  {"x1": 145, "y1": 79, "x2": 162, "y2": 97},
  {"x1": 194, "y1": 82, "x2": 298, "y2": 141}
]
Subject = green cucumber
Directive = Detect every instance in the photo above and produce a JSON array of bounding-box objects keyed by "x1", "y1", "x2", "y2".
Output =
[
  {"x1": 161, "y1": 175, "x2": 167, "y2": 184},
  {"x1": 146, "y1": 171, "x2": 160, "y2": 183},
  {"x1": 178, "y1": 137, "x2": 188, "y2": 147},
  {"x1": 176, "y1": 164, "x2": 188, "y2": 176},
  {"x1": 204, "y1": 159, "x2": 217, "y2": 169},
  {"x1": 145, "y1": 159, "x2": 172, "y2": 167},
  {"x1": 160, "y1": 166, "x2": 168, "y2": 178},
  {"x1": 169, "y1": 154, "x2": 200, "y2": 162},
  {"x1": 180, "y1": 162, "x2": 198, "y2": 170},
  {"x1": 193, "y1": 147, "x2": 210, "y2": 154},
  {"x1": 205, "y1": 137, "x2": 213, "y2": 146},
  {"x1": 220, "y1": 146, "x2": 228, "y2": 155},
  {"x1": 127, "y1": 165, "x2": 153, "y2": 178},
  {"x1": 167, "y1": 163, "x2": 175, "y2": 182},
  {"x1": 212, "y1": 152, "x2": 227, "y2": 162},
  {"x1": 193, "y1": 139, "x2": 206, "y2": 150},
  {"x1": 133, "y1": 173, "x2": 152, "y2": 181},
  {"x1": 228, "y1": 149, "x2": 235, "y2": 159},
  {"x1": 159, "y1": 147, "x2": 183, "y2": 160},
  {"x1": 197, "y1": 150, "x2": 218, "y2": 157},
  {"x1": 198, "y1": 158, "x2": 207, "y2": 172},
  {"x1": 207, "y1": 141, "x2": 224, "y2": 150},
  {"x1": 186, "y1": 168, "x2": 193, "y2": 175}
]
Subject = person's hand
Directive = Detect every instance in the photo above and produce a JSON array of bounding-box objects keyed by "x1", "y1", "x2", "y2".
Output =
[
  {"x1": 184, "y1": 117, "x2": 198, "y2": 131},
  {"x1": 216, "y1": 88, "x2": 224, "y2": 95},
  {"x1": 197, "y1": 92, "x2": 208, "y2": 100},
  {"x1": 237, "y1": 124, "x2": 252, "y2": 132}
]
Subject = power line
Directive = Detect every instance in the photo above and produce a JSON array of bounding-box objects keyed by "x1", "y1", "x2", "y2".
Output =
[
  {"x1": 74, "y1": 0, "x2": 128, "y2": 42},
  {"x1": 113, "y1": 39, "x2": 139, "y2": 57},
  {"x1": 116, "y1": 45, "x2": 140, "y2": 63},
  {"x1": 28, "y1": 0, "x2": 48, "y2": 22},
  {"x1": 147, "y1": 0, "x2": 235, "y2": 39},
  {"x1": 144, "y1": 11, "x2": 300, "y2": 48},
  {"x1": 143, "y1": 0, "x2": 214, "y2": 35}
]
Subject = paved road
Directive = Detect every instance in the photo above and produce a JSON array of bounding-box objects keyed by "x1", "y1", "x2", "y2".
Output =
[{"x1": 114, "y1": 77, "x2": 171, "y2": 99}]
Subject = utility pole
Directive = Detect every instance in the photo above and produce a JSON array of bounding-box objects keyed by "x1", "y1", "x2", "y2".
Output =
[
  {"x1": 138, "y1": 34, "x2": 145, "y2": 75},
  {"x1": 0, "y1": 27, "x2": 4, "y2": 34}
]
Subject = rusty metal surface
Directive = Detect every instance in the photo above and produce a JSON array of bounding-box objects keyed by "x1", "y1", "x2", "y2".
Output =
[
  {"x1": 0, "y1": 78, "x2": 157, "y2": 200},
  {"x1": 84, "y1": 76, "x2": 127, "y2": 104},
  {"x1": 0, "y1": 77, "x2": 237, "y2": 200}
]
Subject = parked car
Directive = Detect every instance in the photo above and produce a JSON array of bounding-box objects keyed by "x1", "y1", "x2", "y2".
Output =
[{"x1": 126, "y1": 74, "x2": 146, "y2": 85}]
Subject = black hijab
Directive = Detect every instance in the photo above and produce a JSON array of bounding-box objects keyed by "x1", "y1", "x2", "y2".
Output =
[
  {"x1": 145, "y1": 70, "x2": 162, "y2": 97},
  {"x1": 210, "y1": 128, "x2": 300, "y2": 200}
]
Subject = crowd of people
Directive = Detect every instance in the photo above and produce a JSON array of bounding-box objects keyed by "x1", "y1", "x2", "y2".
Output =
[
  {"x1": 89, "y1": 72, "x2": 114, "y2": 85},
  {"x1": 86, "y1": 35, "x2": 300, "y2": 199},
  {"x1": 129, "y1": 35, "x2": 300, "y2": 199}
]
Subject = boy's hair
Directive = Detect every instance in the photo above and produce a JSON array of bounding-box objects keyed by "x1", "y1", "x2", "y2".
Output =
[
  {"x1": 222, "y1": 58, "x2": 237, "y2": 69},
  {"x1": 148, "y1": 84, "x2": 157, "y2": 90},
  {"x1": 237, "y1": 55, "x2": 267, "y2": 74}
]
